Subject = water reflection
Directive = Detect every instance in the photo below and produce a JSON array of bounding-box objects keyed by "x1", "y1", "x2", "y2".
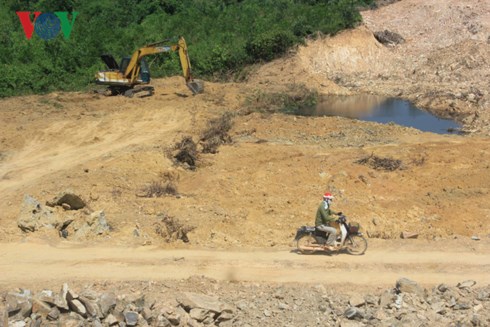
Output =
[
  {"x1": 313, "y1": 94, "x2": 386, "y2": 118},
  {"x1": 296, "y1": 95, "x2": 460, "y2": 134}
]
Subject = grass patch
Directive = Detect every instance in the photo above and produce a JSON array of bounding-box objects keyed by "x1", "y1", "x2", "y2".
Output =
[
  {"x1": 154, "y1": 213, "x2": 195, "y2": 243},
  {"x1": 140, "y1": 181, "x2": 178, "y2": 198},
  {"x1": 139, "y1": 172, "x2": 179, "y2": 198},
  {"x1": 200, "y1": 112, "x2": 234, "y2": 154},
  {"x1": 167, "y1": 113, "x2": 235, "y2": 169},
  {"x1": 356, "y1": 153, "x2": 403, "y2": 171},
  {"x1": 243, "y1": 84, "x2": 318, "y2": 115}
]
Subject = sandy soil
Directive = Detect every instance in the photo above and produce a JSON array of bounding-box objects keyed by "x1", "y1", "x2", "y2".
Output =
[
  {"x1": 2, "y1": 239, "x2": 489, "y2": 292},
  {"x1": 1, "y1": 0, "x2": 489, "y2": 293}
]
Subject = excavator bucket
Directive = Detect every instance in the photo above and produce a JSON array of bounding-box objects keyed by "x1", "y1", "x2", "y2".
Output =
[{"x1": 186, "y1": 79, "x2": 204, "y2": 95}]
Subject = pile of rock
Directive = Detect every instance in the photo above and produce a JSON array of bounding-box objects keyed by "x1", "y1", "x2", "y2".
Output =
[
  {"x1": 338, "y1": 278, "x2": 488, "y2": 326},
  {"x1": 1, "y1": 278, "x2": 488, "y2": 326},
  {"x1": 1, "y1": 284, "x2": 235, "y2": 327},
  {"x1": 17, "y1": 193, "x2": 110, "y2": 240}
]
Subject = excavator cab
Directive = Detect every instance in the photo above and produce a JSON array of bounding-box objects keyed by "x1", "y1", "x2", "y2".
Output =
[
  {"x1": 139, "y1": 60, "x2": 150, "y2": 83},
  {"x1": 119, "y1": 57, "x2": 150, "y2": 84}
]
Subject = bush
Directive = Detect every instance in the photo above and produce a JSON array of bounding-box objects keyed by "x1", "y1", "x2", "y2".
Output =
[
  {"x1": 245, "y1": 30, "x2": 297, "y2": 62},
  {"x1": 244, "y1": 84, "x2": 318, "y2": 114},
  {"x1": 172, "y1": 136, "x2": 198, "y2": 169},
  {"x1": 355, "y1": 154, "x2": 403, "y2": 171},
  {"x1": 200, "y1": 112, "x2": 234, "y2": 153}
]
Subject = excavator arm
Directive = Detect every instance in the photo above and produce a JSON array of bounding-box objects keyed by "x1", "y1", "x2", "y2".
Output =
[{"x1": 124, "y1": 36, "x2": 203, "y2": 94}]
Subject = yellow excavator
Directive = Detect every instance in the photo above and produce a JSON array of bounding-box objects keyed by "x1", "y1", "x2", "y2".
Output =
[{"x1": 95, "y1": 36, "x2": 204, "y2": 97}]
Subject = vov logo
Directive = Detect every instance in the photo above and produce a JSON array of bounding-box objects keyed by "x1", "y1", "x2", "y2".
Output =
[{"x1": 16, "y1": 11, "x2": 78, "y2": 40}]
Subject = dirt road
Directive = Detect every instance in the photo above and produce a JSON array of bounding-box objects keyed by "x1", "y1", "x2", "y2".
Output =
[{"x1": 2, "y1": 241, "x2": 489, "y2": 290}]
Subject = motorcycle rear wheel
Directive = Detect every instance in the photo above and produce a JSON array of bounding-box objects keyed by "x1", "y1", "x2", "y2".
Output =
[
  {"x1": 297, "y1": 234, "x2": 318, "y2": 254},
  {"x1": 345, "y1": 235, "x2": 368, "y2": 255}
]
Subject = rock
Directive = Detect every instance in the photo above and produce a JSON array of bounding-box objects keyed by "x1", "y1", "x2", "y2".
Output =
[
  {"x1": 437, "y1": 284, "x2": 449, "y2": 293},
  {"x1": 473, "y1": 303, "x2": 483, "y2": 313},
  {"x1": 318, "y1": 304, "x2": 329, "y2": 313},
  {"x1": 177, "y1": 292, "x2": 228, "y2": 314},
  {"x1": 476, "y1": 290, "x2": 489, "y2": 301},
  {"x1": 349, "y1": 294, "x2": 365, "y2": 307},
  {"x1": 0, "y1": 303, "x2": 7, "y2": 327},
  {"x1": 379, "y1": 290, "x2": 395, "y2": 308},
  {"x1": 37, "y1": 290, "x2": 54, "y2": 303},
  {"x1": 17, "y1": 195, "x2": 58, "y2": 232},
  {"x1": 189, "y1": 308, "x2": 209, "y2": 322},
  {"x1": 235, "y1": 300, "x2": 248, "y2": 311},
  {"x1": 61, "y1": 318, "x2": 85, "y2": 327},
  {"x1": 5, "y1": 293, "x2": 20, "y2": 314},
  {"x1": 17, "y1": 300, "x2": 32, "y2": 319},
  {"x1": 344, "y1": 307, "x2": 363, "y2": 320},
  {"x1": 78, "y1": 296, "x2": 97, "y2": 318},
  {"x1": 141, "y1": 307, "x2": 155, "y2": 324},
  {"x1": 453, "y1": 302, "x2": 471, "y2": 310},
  {"x1": 98, "y1": 292, "x2": 117, "y2": 317},
  {"x1": 75, "y1": 211, "x2": 110, "y2": 239},
  {"x1": 392, "y1": 294, "x2": 403, "y2": 309},
  {"x1": 431, "y1": 302, "x2": 446, "y2": 315},
  {"x1": 165, "y1": 312, "x2": 181, "y2": 325},
  {"x1": 69, "y1": 299, "x2": 87, "y2": 317},
  {"x1": 471, "y1": 314, "x2": 481, "y2": 326},
  {"x1": 396, "y1": 278, "x2": 425, "y2": 298},
  {"x1": 5, "y1": 292, "x2": 32, "y2": 319},
  {"x1": 457, "y1": 280, "x2": 477, "y2": 289},
  {"x1": 401, "y1": 231, "x2": 419, "y2": 239},
  {"x1": 31, "y1": 299, "x2": 51, "y2": 317},
  {"x1": 46, "y1": 192, "x2": 86, "y2": 210},
  {"x1": 90, "y1": 210, "x2": 110, "y2": 235},
  {"x1": 263, "y1": 309, "x2": 271, "y2": 317},
  {"x1": 124, "y1": 311, "x2": 139, "y2": 326},
  {"x1": 216, "y1": 310, "x2": 234, "y2": 323},
  {"x1": 54, "y1": 284, "x2": 69, "y2": 311},
  {"x1": 47, "y1": 306, "x2": 60, "y2": 321},
  {"x1": 30, "y1": 318, "x2": 42, "y2": 327},
  {"x1": 155, "y1": 314, "x2": 172, "y2": 327},
  {"x1": 340, "y1": 320, "x2": 365, "y2": 327},
  {"x1": 104, "y1": 313, "x2": 118, "y2": 326},
  {"x1": 218, "y1": 319, "x2": 234, "y2": 327},
  {"x1": 471, "y1": 236, "x2": 480, "y2": 241},
  {"x1": 278, "y1": 302, "x2": 289, "y2": 310}
]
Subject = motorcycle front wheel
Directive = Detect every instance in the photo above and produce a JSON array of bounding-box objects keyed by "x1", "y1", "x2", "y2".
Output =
[
  {"x1": 296, "y1": 234, "x2": 317, "y2": 255},
  {"x1": 345, "y1": 235, "x2": 368, "y2": 255}
]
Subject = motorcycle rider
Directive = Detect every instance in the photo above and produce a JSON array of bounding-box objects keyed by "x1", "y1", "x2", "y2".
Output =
[{"x1": 315, "y1": 192, "x2": 341, "y2": 251}]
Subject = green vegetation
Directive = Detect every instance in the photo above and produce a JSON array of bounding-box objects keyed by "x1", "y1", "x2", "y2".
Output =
[
  {"x1": 243, "y1": 84, "x2": 318, "y2": 115},
  {"x1": 0, "y1": 0, "x2": 373, "y2": 97}
]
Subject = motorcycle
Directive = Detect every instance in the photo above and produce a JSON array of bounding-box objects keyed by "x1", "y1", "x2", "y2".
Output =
[{"x1": 294, "y1": 215, "x2": 368, "y2": 255}]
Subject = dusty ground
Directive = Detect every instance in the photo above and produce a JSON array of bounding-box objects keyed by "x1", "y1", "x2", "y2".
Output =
[
  {"x1": 0, "y1": 0, "x2": 489, "y2": 312},
  {"x1": 1, "y1": 239, "x2": 490, "y2": 291}
]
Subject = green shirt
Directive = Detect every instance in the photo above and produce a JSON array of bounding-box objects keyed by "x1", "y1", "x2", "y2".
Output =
[{"x1": 315, "y1": 202, "x2": 337, "y2": 226}]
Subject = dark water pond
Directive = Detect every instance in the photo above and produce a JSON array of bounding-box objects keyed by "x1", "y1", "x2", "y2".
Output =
[{"x1": 294, "y1": 95, "x2": 461, "y2": 134}]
